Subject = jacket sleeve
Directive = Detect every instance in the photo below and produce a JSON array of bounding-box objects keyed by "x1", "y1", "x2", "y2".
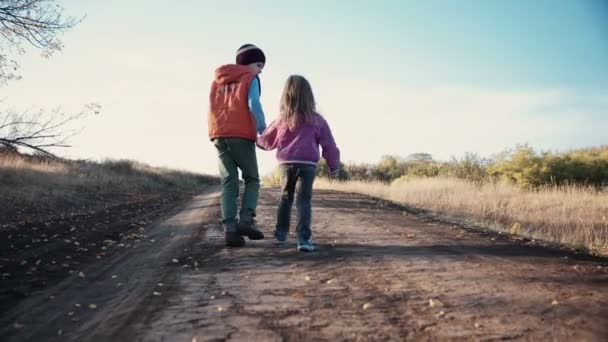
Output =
[
  {"x1": 256, "y1": 120, "x2": 278, "y2": 151},
  {"x1": 248, "y1": 77, "x2": 267, "y2": 134},
  {"x1": 318, "y1": 118, "x2": 340, "y2": 172}
]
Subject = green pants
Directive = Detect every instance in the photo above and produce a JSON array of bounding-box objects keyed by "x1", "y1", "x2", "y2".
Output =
[{"x1": 213, "y1": 137, "x2": 260, "y2": 224}]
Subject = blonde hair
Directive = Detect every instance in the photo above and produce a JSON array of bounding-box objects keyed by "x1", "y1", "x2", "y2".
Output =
[{"x1": 280, "y1": 75, "x2": 316, "y2": 130}]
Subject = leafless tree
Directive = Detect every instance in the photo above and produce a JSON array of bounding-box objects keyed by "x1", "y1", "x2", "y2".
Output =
[
  {"x1": 0, "y1": 0, "x2": 80, "y2": 84},
  {"x1": 0, "y1": 103, "x2": 101, "y2": 156}
]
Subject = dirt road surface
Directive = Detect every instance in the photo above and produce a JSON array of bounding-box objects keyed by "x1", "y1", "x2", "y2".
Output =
[{"x1": 2, "y1": 187, "x2": 607, "y2": 341}]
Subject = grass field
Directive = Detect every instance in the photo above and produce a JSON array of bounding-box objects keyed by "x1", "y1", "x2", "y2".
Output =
[
  {"x1": 315, "y1": 177, "x2": 608, "y2": 255},
  {"x1": 0, "y1": 151, "x2": 217, "y2": 223}
]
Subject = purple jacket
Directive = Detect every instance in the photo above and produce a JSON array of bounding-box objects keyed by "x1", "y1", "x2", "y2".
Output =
[{"x1": 256, "y1": 113, "x2": 340, "y2": 171}]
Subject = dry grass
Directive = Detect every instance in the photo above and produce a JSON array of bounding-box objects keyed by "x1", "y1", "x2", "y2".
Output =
[
  {"x1": 0, "y1": 151, "x2": 217, "y2": 222},
  {"x1": 315, "y1": 177, "x2": 608, "y2": 255}
]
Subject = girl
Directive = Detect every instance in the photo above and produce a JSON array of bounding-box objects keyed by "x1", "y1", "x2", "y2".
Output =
[{"x1": 257, "y1": 75, "x2": 340, "y2": 252}]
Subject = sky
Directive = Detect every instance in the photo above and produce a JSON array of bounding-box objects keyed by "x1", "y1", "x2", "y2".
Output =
[{"x1": 2, "y1": 0, "x2": 607, "y2": 176}]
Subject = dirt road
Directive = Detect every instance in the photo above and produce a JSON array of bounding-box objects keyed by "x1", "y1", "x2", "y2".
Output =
[{"x1": 2, "y1": 187, "x2": 607, "y2": 341}]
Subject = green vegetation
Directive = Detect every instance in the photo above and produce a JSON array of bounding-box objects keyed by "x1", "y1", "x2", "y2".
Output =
[{"x1": 313, "y1": 145, "x2": 608, "y2": 189}]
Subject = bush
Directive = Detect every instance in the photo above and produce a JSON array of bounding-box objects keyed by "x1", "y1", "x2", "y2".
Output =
[
  {"x1": 265, "y1": 145, "x2": 608, "y2": 188},
  {"x1": 488, "y1": 144, "x2": 608, "y2": 188}
]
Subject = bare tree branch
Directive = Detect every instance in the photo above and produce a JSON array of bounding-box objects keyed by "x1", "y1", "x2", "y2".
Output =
[
  {"x1": 0, "y1": 0, "x2": 82, "y2": 85},
  {"x1": 0, "y1": 103, "x2": 101, "y2": 157}
]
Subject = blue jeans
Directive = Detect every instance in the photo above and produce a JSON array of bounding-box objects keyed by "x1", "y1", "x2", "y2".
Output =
[{"x1": 275, "y1": 164, "x2": 316, "y2": 244}]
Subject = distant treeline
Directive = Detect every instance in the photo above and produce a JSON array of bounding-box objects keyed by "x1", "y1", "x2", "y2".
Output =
[{"x1": 316, "y1": 145, "x2": 608, "y2": 188}]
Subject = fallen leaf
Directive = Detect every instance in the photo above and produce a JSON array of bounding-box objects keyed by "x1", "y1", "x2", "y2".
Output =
[
  {"x1": 429, "y1": 298, "x2": 444, "y2": 308},
  {"x1": 291, "y1": 292, "x2": 305, "y2": 299}
]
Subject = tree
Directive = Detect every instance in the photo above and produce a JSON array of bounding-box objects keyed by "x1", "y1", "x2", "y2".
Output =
[
  {"x1": 1, "y1": 0, "x2": 80, "y2": 84},
  {"x1": 0, "y1": 1, "x2": 88, "y2": 156},
  {"x1": 407, "y1": 152, "x2": 434, "y2": 163},
  {"x1": 0, "y1": 103, "x2": 100, "y2": 156}
]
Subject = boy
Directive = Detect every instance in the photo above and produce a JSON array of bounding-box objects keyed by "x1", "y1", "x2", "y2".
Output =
[{"x1": 208, "y1": 44, "x2": 267, "y2": 247}]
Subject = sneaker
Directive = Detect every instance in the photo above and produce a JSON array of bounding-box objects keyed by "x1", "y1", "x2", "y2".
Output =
[
  {"x1": 297, "y1": 240, "x2": 315, "y2": 252},
  {"x1": 237, "y1": 219, "x2": 264, "y2": 240}
]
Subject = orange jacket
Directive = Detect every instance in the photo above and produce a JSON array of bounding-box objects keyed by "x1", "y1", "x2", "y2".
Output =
[{"x1": 208, "y1": 64, "x2": 257, "y2": 141}]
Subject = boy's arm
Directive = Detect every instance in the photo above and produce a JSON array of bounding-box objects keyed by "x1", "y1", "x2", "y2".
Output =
[
  {"x1": 319, "y1": 118, "x2": 341, "y2": 173},
  {"x1": 248, "y1": 77, "x2": 267, "y2": 134},
  {"x1": 256, "y1": 120, "x2": 278, "y2": 151}
]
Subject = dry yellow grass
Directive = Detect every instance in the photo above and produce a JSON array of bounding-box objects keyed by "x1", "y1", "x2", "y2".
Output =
[
  {"x1": 0, "y1": 152, "x2": 214, "y2": 191},
  {"x1": 315, "y1": 177, "x2": 608, "y2": 255},
  {"x1": 0, "y1": 152, "x2": 217, "y2": 222}
]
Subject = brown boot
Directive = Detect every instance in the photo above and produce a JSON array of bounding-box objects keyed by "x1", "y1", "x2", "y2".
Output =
[{"x1": 237, "y1": 219, "x2": 264, "y2": 240}]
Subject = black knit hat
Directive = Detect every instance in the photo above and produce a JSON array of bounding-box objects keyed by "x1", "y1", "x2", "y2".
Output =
[{"x1": 236, "y1": 44, "x2": 266, "y2": 66}]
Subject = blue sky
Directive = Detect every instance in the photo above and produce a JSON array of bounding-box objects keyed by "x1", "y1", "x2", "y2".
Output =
[{"x1": 2, "y1": 0, "x2": 607, "y2": 175}]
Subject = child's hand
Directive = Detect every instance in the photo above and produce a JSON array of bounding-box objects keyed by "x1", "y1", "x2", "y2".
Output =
[{"x1": 329, "y1": 169, "x2": 340, "y2": 179}]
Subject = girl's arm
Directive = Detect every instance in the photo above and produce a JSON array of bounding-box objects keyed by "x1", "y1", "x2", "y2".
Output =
[
  {"x1": 319, "y1": 118, "x2": 340, "y2": 172},
  {"x1": 256, "y1": 120, "x2": 278, "y2": 151}
]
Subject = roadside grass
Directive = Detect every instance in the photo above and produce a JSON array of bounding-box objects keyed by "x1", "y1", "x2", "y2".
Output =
[
  {"x1": 0, "y1": 151, "x2": 217, "y2": 223},
  {"x1": 314, "y1": 177, "x2": 608, "y2": 256}
]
